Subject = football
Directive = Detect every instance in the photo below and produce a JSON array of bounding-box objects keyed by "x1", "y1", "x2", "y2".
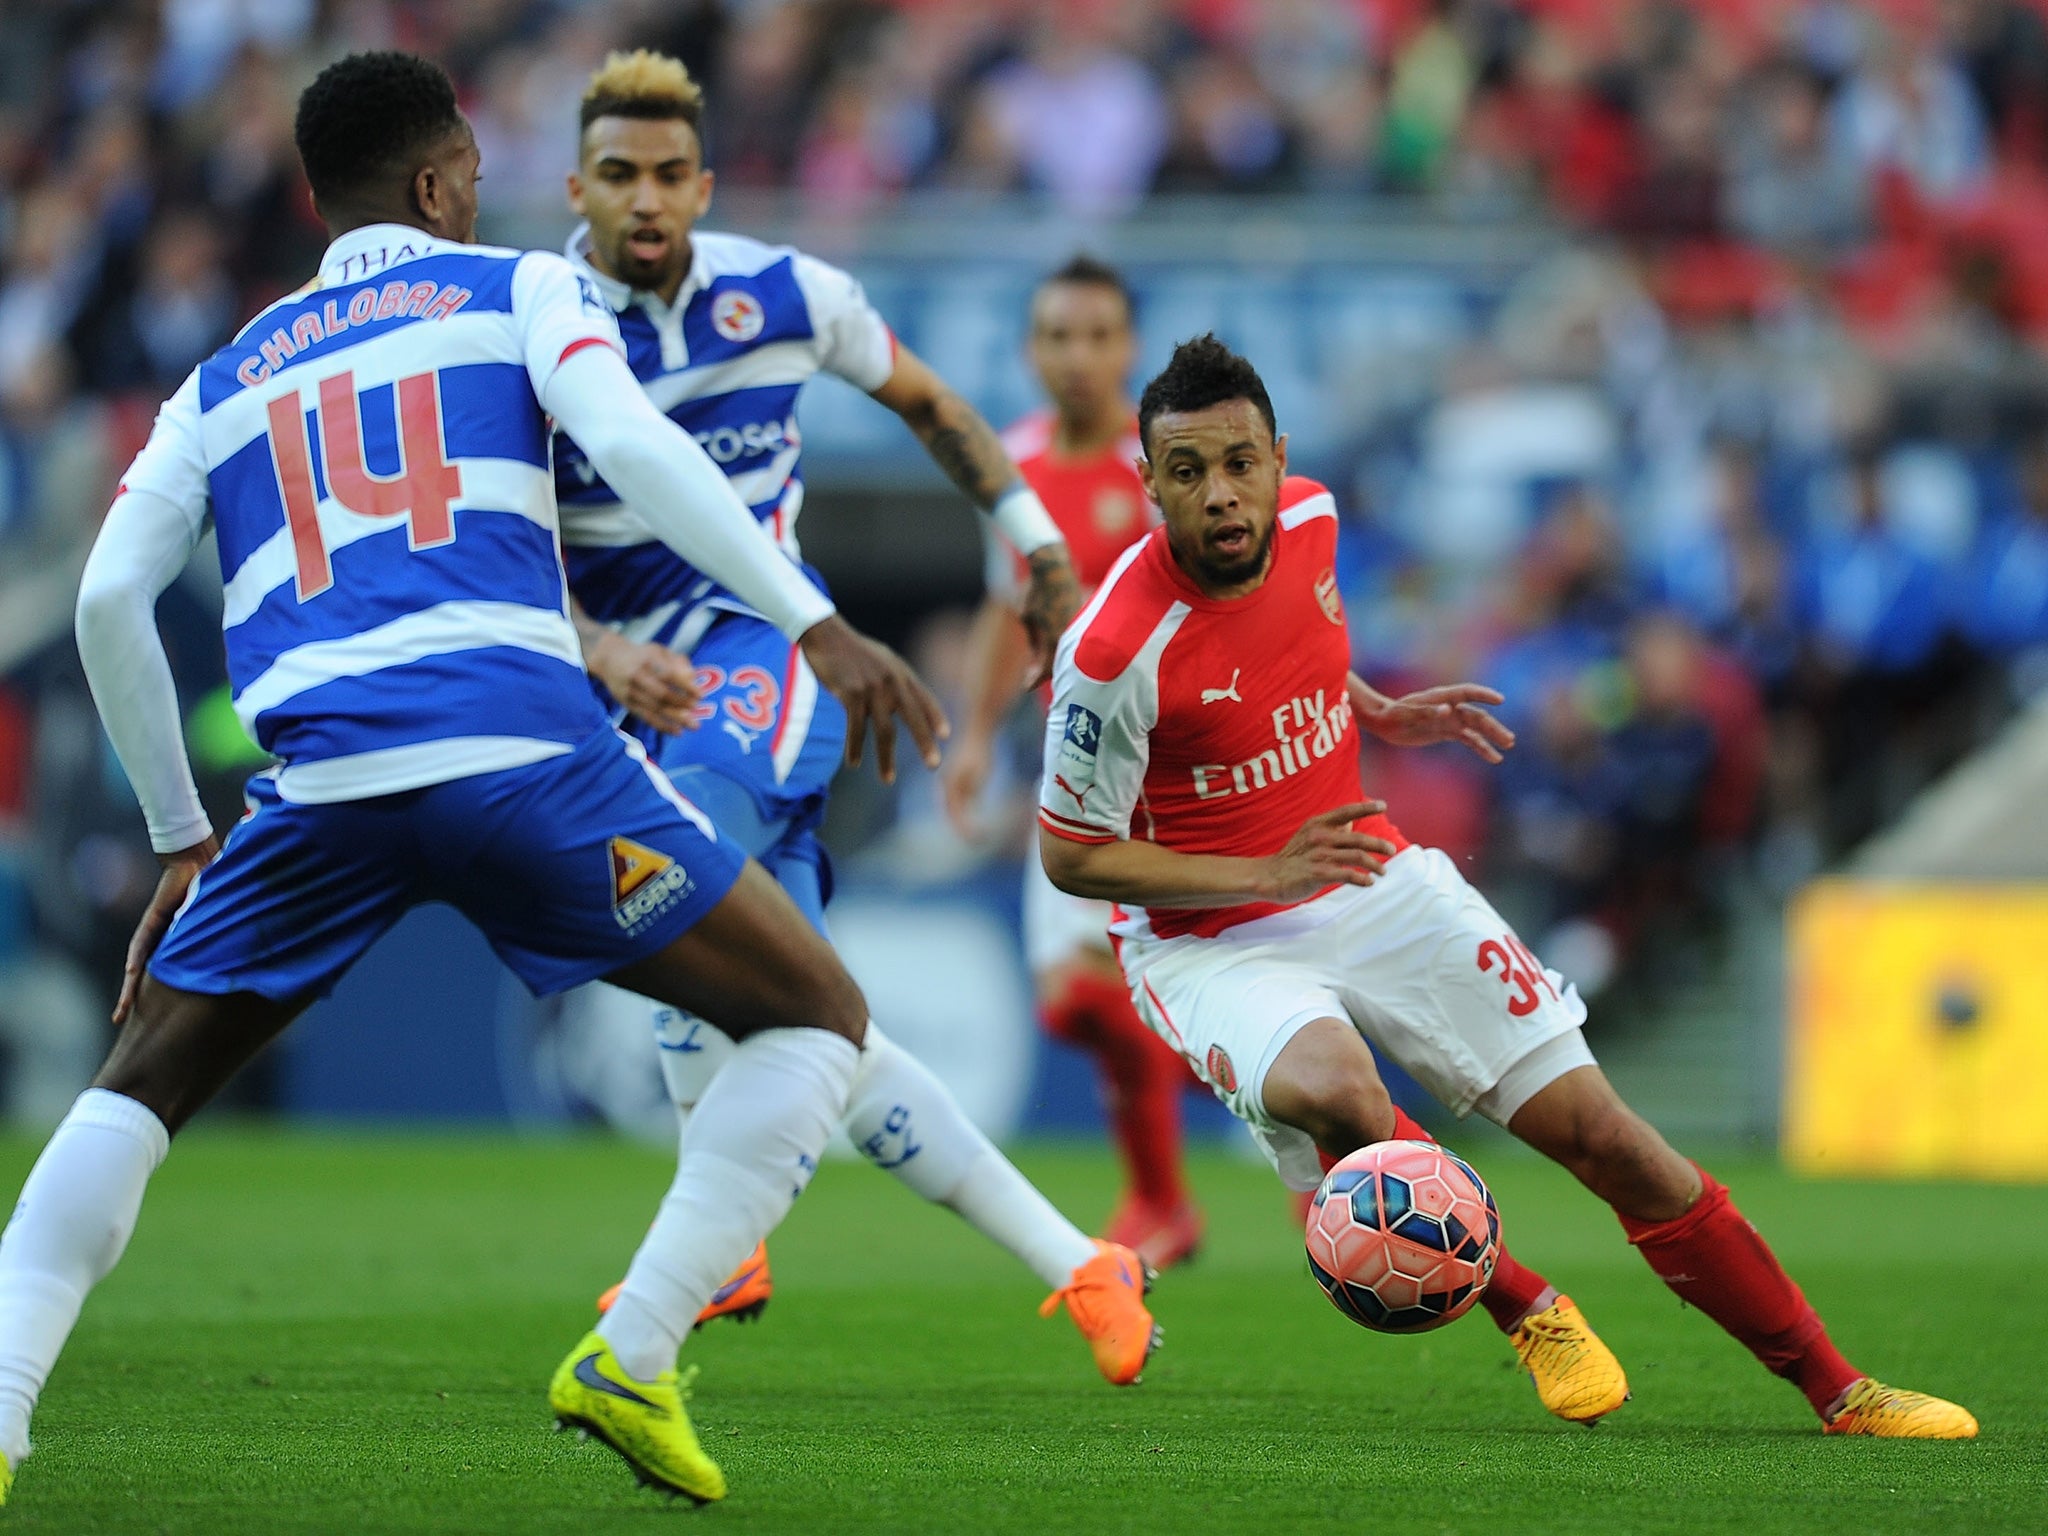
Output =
[{"x1": 1305, "y1": 1140, "x2": 1501, "y2": 1333}]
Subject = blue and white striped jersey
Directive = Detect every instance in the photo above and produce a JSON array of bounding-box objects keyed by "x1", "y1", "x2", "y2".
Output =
[
  {"x1": 116, "y1": 223, "x2": 626, "y2": 803},
  {"x1": 553, "y1": 226, "x2": 894, "y2": 650}
]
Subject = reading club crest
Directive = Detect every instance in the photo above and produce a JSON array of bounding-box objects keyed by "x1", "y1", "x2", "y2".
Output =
[
  {"x1": 1315, "y1": 568, "x2": 1343, "y2": 625},
  {"x1": 711, "y1": 289, "x2": 765, "y2": 343}
]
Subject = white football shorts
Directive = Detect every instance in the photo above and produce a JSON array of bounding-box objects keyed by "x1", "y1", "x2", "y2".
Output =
[
  {"x1": 1022, "y1": 849, "x2": 1116, "y2": 977},
  {"x1": 1118, "y1": 846, "x2": 1594, "y2": 1190}
]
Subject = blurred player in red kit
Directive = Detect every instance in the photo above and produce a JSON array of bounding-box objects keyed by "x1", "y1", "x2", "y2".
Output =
[
  {"x1": 1036, "y1": 332, "x2": 1977, "y2": 1438},
  {"x1": 944, "y1": 257, "x2": 1205, "y2": 1270}
]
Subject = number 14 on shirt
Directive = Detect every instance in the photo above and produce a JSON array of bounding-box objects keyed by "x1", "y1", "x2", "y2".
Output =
[{"x1": 266, "y1": 368, "x2": 464, "y2": 602}]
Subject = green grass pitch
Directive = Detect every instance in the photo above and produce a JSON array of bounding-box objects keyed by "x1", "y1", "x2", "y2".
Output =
[{"x1": 0, "y1": 1130, "x2": 2039, "y2": 1534}]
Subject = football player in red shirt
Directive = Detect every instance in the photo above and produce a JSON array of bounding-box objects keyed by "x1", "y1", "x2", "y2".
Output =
[
  {"x1": 1037, "y1": 333, "x2": 1976, "y2": 1438},
  {"x1": 944, "y1": 257, "x2": 1206, "y2": 1270}
]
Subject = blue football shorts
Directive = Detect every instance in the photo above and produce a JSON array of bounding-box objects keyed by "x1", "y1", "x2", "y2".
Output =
[
  {"x1": 149, "y1": 727, "x2": 747, "y2": 1002},
  {"x1": 628, "y1": 608, "x2": 847, "y2": 937}
]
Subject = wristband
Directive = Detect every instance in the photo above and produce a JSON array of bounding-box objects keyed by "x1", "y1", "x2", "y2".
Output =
[{"x1": 988, "y1": 483, "x2": 1063, "y2": 557}]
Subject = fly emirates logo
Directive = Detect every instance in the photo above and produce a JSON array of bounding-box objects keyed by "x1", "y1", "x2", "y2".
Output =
[{"x1": 1190, "y1": 690, "x2": 1353, "y2": 801}]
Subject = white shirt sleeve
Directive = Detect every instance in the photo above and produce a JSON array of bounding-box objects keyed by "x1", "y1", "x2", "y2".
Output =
[
  {"x1": 511, "y1": 249, "x2": 628, "y2": 398},
  {"x1": 539, "y1": 343, "x2": 835, "y2": 641},
  {"x1": 75, "y1": 370, "x2": 215, "y2": 853},
  {"x1": 1037, "y1": 635, "x2": 1153, "y2": 845},
  {"x1": 792, "y1": 251, "x2": 895, "y2": 393}
]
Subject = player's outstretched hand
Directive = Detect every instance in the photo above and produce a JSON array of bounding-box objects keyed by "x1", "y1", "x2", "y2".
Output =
[
  {"x1": 800, "y1": 615, "x2": 951, "y2": 783},
  {"x1": 940, "y1": 730, "x2": 994, "y2": 840},
  {"x1": 1353, "y1": 681, "x2": 1517, "y2": 764},
  {"x1": 115, "y1": 833, "x2": 221, "y2": 1025},
  {"x1": 588, "y1": 631, "x2": 702, "y2": 735},
  {"x1": 1019, "y1": 546, "x2": 1084, "y2": 690},
  {"x1": 1265, "y1": 802, "x2": 1396, "y2": 904}
]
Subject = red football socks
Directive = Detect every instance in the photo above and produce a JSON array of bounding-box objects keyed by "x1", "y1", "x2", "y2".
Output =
[
  {"x1": 1618, "y1": 1165, "x2": 1860, "y2": 1418},
  {"x1": 1316, "y1": 1107, "x2": 1555, "y2": 1334},
  {"x1": 1044, "y1": 971, "x2": 1192, "y2": 1210}
]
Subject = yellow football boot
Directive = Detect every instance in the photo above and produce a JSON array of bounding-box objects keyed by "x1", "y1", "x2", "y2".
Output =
[
  {"x1": 597, "y1": 1240, "x2": 772, "y2": 1330},
  {"x1": 0, "y1": 1453, "x2": 12, "y2": 1506},
  {"x1": 1509, "y1": 1295, "x2": 1630, "y2": 1424},
  {"x1": 548, "y1": 1330, "x2": 726, "y2": 1503},
  {"x1": 1824, "y1": 1378, "x2": 1978, "y2": 1439},
  {"x1": 1038, "y1": 1239, "x2": 1161, "y2": 1386}
]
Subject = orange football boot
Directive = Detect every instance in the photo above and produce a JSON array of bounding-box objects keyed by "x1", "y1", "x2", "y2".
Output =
[
  {"x1": 1039, "y1": 1239, "x2": 1161, "y2": 1386},
  {"x1": 1509, "y1": 1295, "x2": 1630, "y2": 1423},
  {"x1": 1103, "y1": 1199, "x2": 1206, "y2": 1271},
  {"x1": 596, "y1": 1241, "x2": 772, "y2": 1330},
  {"x1": 1824, "y1": 1378, "x2": 1977, "y2": 1438}
]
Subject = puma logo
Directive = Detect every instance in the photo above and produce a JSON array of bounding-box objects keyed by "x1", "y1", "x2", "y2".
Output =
[
  {"x1": 1201, "y1": 669, "x2": 1242, "y2": 705},
  {"x1": 1054, "y1": 774, "x2": 1094, "y2": 810}
]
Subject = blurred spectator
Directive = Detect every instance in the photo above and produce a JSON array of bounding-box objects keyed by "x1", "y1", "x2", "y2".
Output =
[
  {"x1": 1790, "y1": 445, "x2": 1958, "y2": 848},
  {"x1": 1726, "y1": 58, "x2": 1870, "y2": 254},
  {"x1": 1607, "y1": 63, "x2": 1724, "y2": 243},
  {"x1": 1649, "y1": 440, "x2": 1800, "y2": 690},
  {"x1": 1831, "y1": 15, "x2": 1990, "y2": 209},
  {"x1": 1793, "y1": 447, "x2": 1950, "y2": 680},
  {"x1": 1944, "y1": 0, "x2": 2048, "y2": 158},
  {"x1": 1956, "y1": 436, "x2": 2048, "y2": 695},
  {"x1": 981, "y1": 15, "x2": 1170, "y2": 214},
  {"x1": 1153, "y1": 53, "x2": 1291, "y2": 192},
  {"x1": 1380, "y1": 0, "x2": 1486, "y2": 191},
  {"x1": 72, "y1": 207, "x2": 234, "y2": 395}
]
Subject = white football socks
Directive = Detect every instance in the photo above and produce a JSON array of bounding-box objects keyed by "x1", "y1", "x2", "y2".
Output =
[
  {"x1": 653, "y1": 1002, "x2": 734, "y2": 1111},
  {"x1": 599, "y1": 1026, "x2": 857, "y2": 1381},
  {"x1": 660, "y1": 1010, "x2": 1094, "y2": 1291},
  {"x1": 0, "y1": 1089, "x2": 169, "y2": 1466},
  {"x1": 843, "y1": 1025, "x2": 1094, "y2": 1288}
]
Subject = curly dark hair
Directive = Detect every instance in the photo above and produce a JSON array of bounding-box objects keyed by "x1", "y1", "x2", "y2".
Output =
[
  {"x1": 294, "y1": 51, "x2": 464, "y2": 206},
  {"x1": 1137, "y1": 333, "x2": 1276, "y2": 455}
]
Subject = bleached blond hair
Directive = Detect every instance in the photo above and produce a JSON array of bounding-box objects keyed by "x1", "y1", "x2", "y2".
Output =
[{"x1": 579, "y1": 49, "x2": 705, "y2": 137}]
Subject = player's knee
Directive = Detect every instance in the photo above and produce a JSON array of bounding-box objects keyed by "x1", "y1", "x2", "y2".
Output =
[
  {"x1": 789, "y1": 958, "x2": 868, "y2": 1048},
  {"x1": 1565, "y1": 1105, "x2": 1670, "y2": 1189},
  {"x1": 93, "y1": 988, "x2": 208, "y2": 1135},
  {"x1": 1288, "y1": 1059, "x2": 1395, "y2": 1156}
]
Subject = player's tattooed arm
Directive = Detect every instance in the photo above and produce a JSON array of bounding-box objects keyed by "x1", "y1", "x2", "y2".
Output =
[
  {"x1": 871, "y1": 346, "x2": 1082, "y2": 682},
  {"x1": 569, "y1": 595, "x2": 701, "y2": 734},
  {"x1": 1041, "y1": 802, "x2": 1396, "y2": 909},
  {"x1": 1017, "y1": 546, "x2": 1083, "y2": 685},
  {"x1": 870, "y1": 348, "x2": 1020, "y2": 509},
  {"x1": 1346, "y1": 673, "x2": 1516, "y2": 765}
]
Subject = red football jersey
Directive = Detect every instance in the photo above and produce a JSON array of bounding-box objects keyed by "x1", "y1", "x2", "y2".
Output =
[
  {"x1": 1001, "y1": 410, "x2": 1155, "y2": 593},
  {"x1": 1038, "y1": 476, "x2": 1409, "y2": 940}
]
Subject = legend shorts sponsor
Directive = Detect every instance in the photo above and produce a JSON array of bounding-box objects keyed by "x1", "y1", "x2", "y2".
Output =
[
  {"x1": 1118, "y1": 847, "x2": 1594, "y2": 1190},
  {"x1": 150, "y1": 728, "x2": 746, "y2": 1002}
]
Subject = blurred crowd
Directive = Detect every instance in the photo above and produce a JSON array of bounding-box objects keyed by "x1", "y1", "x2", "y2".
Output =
[{"x1": 2, "y1": 0, "x2": 2048, "y2": 1055}]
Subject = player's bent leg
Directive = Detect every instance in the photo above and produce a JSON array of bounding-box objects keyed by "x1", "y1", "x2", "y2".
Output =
[
  {"x1": 95, "y1": 977, "x2": 309, "y2": 1135},
  {"x1": 0, "y1": 979, "x2": 303, "y2": 1488},
  {"x1": 1265, "y1": 1021, "x2": 1624, "y2": 1422},
  {"x1": 1509, "y1": 1065, "x2": 1975, "y2": 1436},
  {"x1": 606, "y1": 859, "x2": 866, "y2": 1047},
  {"x1": 586, "y1": 860, "x2": 865, "y2": 1369},
  {"x1": 844, "y1": 1023, "x2": 1158, "y2": 1385},
  {"x1": 1258, "y1": 1017, "x2": 1398, "y2": 1156},
  {"x1": 1504, "y1": 1064, "x2": 1698, "y2": 1222},
  {"x1": 544, "y1": 856, "x2": 868, "y2": 1500}
]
